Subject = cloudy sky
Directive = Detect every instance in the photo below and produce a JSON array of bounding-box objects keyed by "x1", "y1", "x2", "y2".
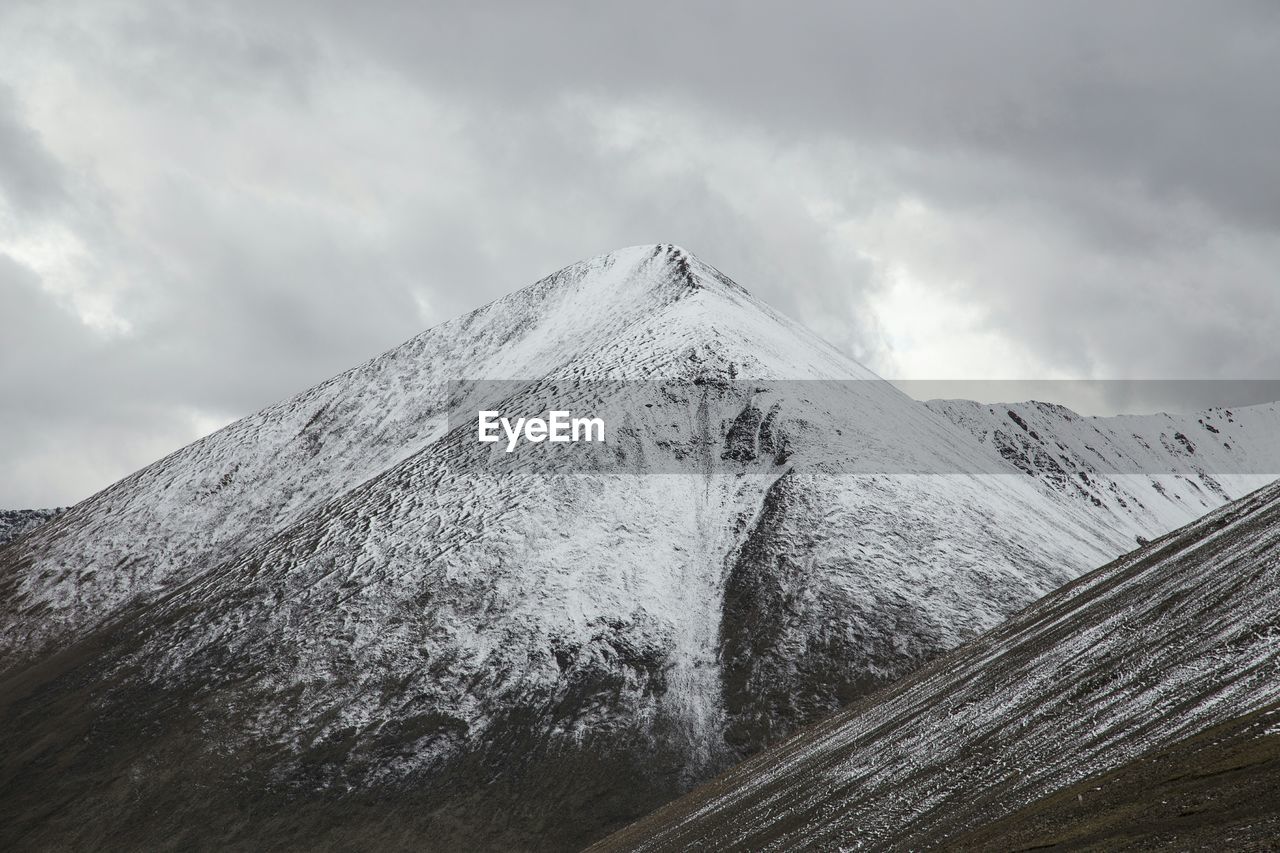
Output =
[{"x1": 2, "y1": 1, "x2": 1279, "y2": 506}]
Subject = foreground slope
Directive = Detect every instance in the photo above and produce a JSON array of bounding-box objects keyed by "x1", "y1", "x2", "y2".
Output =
[
  {"x1": 948, "y1": 701, "x2": 1280, "y2": 850},
  {"x1": 594, "y1": 478, "x2": 1280, "y2": 851}
]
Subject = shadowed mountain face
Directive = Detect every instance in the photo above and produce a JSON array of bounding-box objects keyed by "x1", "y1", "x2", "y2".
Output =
[
  {"x1": 592, "y1": 478, "x2": 1280, "y2": 852},
  {"x1": 1, "y1": 246, "x2": 1277, "y2": 851}
]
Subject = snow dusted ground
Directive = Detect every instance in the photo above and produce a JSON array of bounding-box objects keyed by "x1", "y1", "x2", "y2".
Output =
[
  {"x1": 1, "y1": 244, "x2": 1277, "y2": 850},
  {"x1": 593, "y1": 478, "x2": 1280, "y2": 852}
]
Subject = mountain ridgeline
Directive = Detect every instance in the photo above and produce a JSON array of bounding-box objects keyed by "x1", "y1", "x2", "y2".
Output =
[{"x1": 1, "y1": 245, "x2": 1277, "y2": 851}]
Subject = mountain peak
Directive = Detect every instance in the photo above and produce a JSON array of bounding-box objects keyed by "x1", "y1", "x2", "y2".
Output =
[
  {"x1": 655, "y1": 243, "x2": 746, "y2": 294},
  {"x1": 578, "y1": 243, "x2": 748, "y2": 298},
  {"x1": 660, "y1": 243, "x2": 703, "y2": 290}
]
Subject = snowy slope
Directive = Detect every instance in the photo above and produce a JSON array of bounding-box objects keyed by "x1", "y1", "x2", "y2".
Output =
[
  {"x1": 1, "y1": 245, "x2": 1277, "y2": 851},
  {"x1": 592, "y1": 478, "x2": 1280, "y2": 852},
  {"x1": 931, "y1": 398, "x2": 1280, "y2": 536}
]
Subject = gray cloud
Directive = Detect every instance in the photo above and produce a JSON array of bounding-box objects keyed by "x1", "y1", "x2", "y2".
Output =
[
  {"x1": 269, "y1": 1, "x2": 1280, "y2": 226},
  {"x1": 1, "y1": 0, "x2": 1278, "y2": 505},
  {"x1": 0, "y1": 83, "x2": 66, "y2": 215}
]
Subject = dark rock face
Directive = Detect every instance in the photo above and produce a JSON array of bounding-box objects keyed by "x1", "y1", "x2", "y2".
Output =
[
  {"x1": 718, "y1": 471, "x2": 939, "y2": 757},
  {"x1": 0, "y1": 508, "x2": 63, "y2": 548},
  {"x1": 721, "y1": 402, "x2": 788, "y2": 465}
]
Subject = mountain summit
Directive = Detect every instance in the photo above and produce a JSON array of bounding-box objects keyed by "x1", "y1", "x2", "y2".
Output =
[
  {"x1": 1, "y1": 247, "x2": 1276, "y2": 850},
  {"x1": 1, "y1": 245, "x2": 865, "y2": 662}
]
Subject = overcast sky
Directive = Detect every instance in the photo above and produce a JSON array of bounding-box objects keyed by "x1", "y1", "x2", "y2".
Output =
[{"x1": 2, "y1": 1, "x2": 1279, "y2": 506}]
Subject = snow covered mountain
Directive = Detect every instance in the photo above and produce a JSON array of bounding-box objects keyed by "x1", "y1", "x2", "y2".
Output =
[
  {"x1": 592, "y1": 477, "x2": 1280, "y2": 851},
  {"x1": 1, "y1": 245, "x2": 1276, "y2": 850}
]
